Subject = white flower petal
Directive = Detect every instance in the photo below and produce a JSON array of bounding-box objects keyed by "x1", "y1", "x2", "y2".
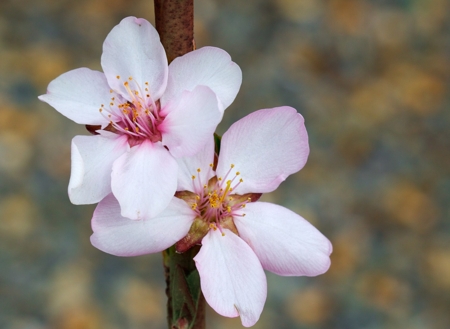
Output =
[
  {"x1": 101, "y1": 17, "x2": 168, "y2": 102},
  {"x1": 162, "y1": 46, "x2": 242, "y2": 110},
  {"x1": 111, "y1": 140, "x2": 178, "y2": 219},
  {"x1": 175, "y1": 136, "x2": 215, "y2": 192},
  {"x1": 91, "y1": 194, "x2": 195, "y2": 256},
  {"x1": 159, "y1": 85, "x2": 222, "y2": 158},
  {"x1": 194, "y1": 229, "x2": 266, "y2": 327},
  {"x1": 234, "y1": 202, "x2": 332, "y2": 276},
  {"x1": 217, "y1": 106, "x2": 309, "y2": 194},
  {"x1": 38, "y1": 68, "x2": 112, "y2": 126},
  {"x1": 69, "y1": 134, "x2": 129, "y2": 204}
]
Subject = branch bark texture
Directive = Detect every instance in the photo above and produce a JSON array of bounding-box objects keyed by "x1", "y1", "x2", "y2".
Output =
[
  {"x1": 154, "y1": 1, "x2": 204, "y2": 329},
  {"x1": 154, "y1": 0, "x2": 194, "y2": 63}
]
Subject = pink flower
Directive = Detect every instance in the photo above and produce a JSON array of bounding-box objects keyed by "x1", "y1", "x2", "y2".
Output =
[
  {"x1": 91, "y1": 107, "x2": 332, "y2": 327},
  {"x1": 38, "y1": 17, "x2": 242, "y2": 219}
]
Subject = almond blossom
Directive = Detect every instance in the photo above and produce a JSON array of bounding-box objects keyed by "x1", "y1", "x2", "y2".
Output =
[
  {"x1": 38, "y1": 17, "x2": 242, "y2": 219},
  {"x1": 90, "y1": 107, "x2": 332, "y2": 327}
]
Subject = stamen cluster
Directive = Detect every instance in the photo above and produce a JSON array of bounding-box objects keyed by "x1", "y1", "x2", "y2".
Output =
[
  {"x1": 190, "y1": 164, "x2": 251, "y2": 236},
  {"x1": 98, "y1": 76, "x2": 163, "y2": 143}
]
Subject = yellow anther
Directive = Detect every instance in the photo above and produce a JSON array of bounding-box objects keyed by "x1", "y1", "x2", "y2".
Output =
[
  {"x1": 134, "y1": 91, "x2": 139, "y2": 95},
  {"x1": 195, "y1": 195, "x2": 200, "y2": 200},
  {"x1": 209, "y1": 223, "x2": 217, "y2": 231},
  {"x1": 227, "y1": 206, "x2": 231, "y2": 212},
  {"x1": 222, "y1": 232, "x2": 225, "y2": 236},
  {"x1": 203, "y1": 184, "x2": 207, "y2": 189},
  {"x1": 99, "y1": 108, "x2": 103, "y2": 112},
  {"x1": 240, "y1": 178, "x2": 244, "y2": 183},
  {"x1": 241, "y1": 204, "x2": 246, "y2": 208},
  {"x1": 135, "y1": 127, "x2": 140, "y2": 132},
  {"x1": 116, "y1": 75, "x2": 120, "y2": 79},
  {"x1": 145, "y1": 82, "x2": 149, "y2": 85},
  {"x1": 209, "y1": 163, "x2": 213, "y2": 167},
  {"x1": 197, "y1": 168, "x2": 201, "y2": 172},
  {"x1": 128, "y1": 77, "x2": 132, "y2": 80},
  {"x1": 209, "y1": 191, "x2": 222, "y2": 208},
  {"x1": 125, "y1": 127, "x2": 129, "y2": 131},
  {"x1": 124, "y1": 81, "x2": 129, "y2": 86},
  {"x1": 231, "y1": 164, "x2": 235, "y2": 168},
  {"x1": 111, "y1": 97, "x2": 115, "y2": 100},
  {"x1": 191, "y1": 203, "x2": 197, "y2": 210},
  {"x1": 218, "y1": 177, "x2": 222, "y2": 181},
  {"x1": 236, "y1": 172, "x2": 240, "y2": 175},
  {"x1": 110, "y1": 89, "x2": 113, "y2": 93},
  {"x1": 192, "y1": 175, "x2": 196, "y2": 180},
  {"x1": 110, "y1": 102, "x2": 114, "y2": 106}
]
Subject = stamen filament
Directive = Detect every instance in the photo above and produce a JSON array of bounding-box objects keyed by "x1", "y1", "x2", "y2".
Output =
[{"x1": 220, "y1": 164, "x2": 235, "y2": 188}]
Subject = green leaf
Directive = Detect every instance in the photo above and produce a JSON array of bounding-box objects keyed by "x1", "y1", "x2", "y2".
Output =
[
  {"x1": 186, "y1": 269, "x2": 201, "y2": 307},
  {"x1": 214, "y1": 133, "x2": 221, "y2": 155},
  {"x1": 164, "y1": 245, "x2": 204, "y2": 328}
]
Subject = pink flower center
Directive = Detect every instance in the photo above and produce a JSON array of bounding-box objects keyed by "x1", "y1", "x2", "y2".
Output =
[
  {"x1": 190, "y1": 164, "x2": 250, "y2": 236},
  {"x1": 98, "y1": 76, "x2": 164, "y2": 145}
]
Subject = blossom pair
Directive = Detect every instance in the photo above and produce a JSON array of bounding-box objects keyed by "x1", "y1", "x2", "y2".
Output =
[{"x1": 39, "y1": 17, "x2": 332, "y2": 328}]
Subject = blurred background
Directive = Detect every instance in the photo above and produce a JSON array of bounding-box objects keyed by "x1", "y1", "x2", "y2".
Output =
[{"x1": 0, "y1": 0, "x2": 449, "y2": 328}]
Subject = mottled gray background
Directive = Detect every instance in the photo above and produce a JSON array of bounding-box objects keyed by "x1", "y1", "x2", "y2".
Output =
[{"x1": 1, "y1": 0, "x2": 449, "y2": 328}]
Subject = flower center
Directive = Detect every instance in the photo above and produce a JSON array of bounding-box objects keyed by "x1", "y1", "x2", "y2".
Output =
[
  {"x1": 190, "y1": 164, "x2": 249, "y2": 234},
  {"x1": 175, "y1": 164, "x2": 259, "y2": 252},
  {"x1": 208, "y1": 191, "x2": 221, "y2": 208},
  {"x1": 98, "y1": 76, "x2": 163, "y2": 145}
]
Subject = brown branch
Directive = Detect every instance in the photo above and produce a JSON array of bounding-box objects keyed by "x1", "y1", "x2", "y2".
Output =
[
  {"x1": 154, "y1": 1, "x2": 204, "y2": 328},
  {"x1": 154, "y1": 0, "x2": 194, "y2": 63}
]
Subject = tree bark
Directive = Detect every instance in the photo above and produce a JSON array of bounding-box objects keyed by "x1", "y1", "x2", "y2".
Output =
[
  {"x1": 154, "y1": 0, "x2": 194, "y2": 63},
  {"x1": 154, "y1": 1, "x2": 204, "y2": 328}
]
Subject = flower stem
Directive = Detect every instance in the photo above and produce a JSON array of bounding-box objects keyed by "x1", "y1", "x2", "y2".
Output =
[
  {"x1": 153, "y1": 1, "x2": 204, "y2": 328},
  {"x1": 163, "y1": 246, "x2": 205, "y2": 329}
]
